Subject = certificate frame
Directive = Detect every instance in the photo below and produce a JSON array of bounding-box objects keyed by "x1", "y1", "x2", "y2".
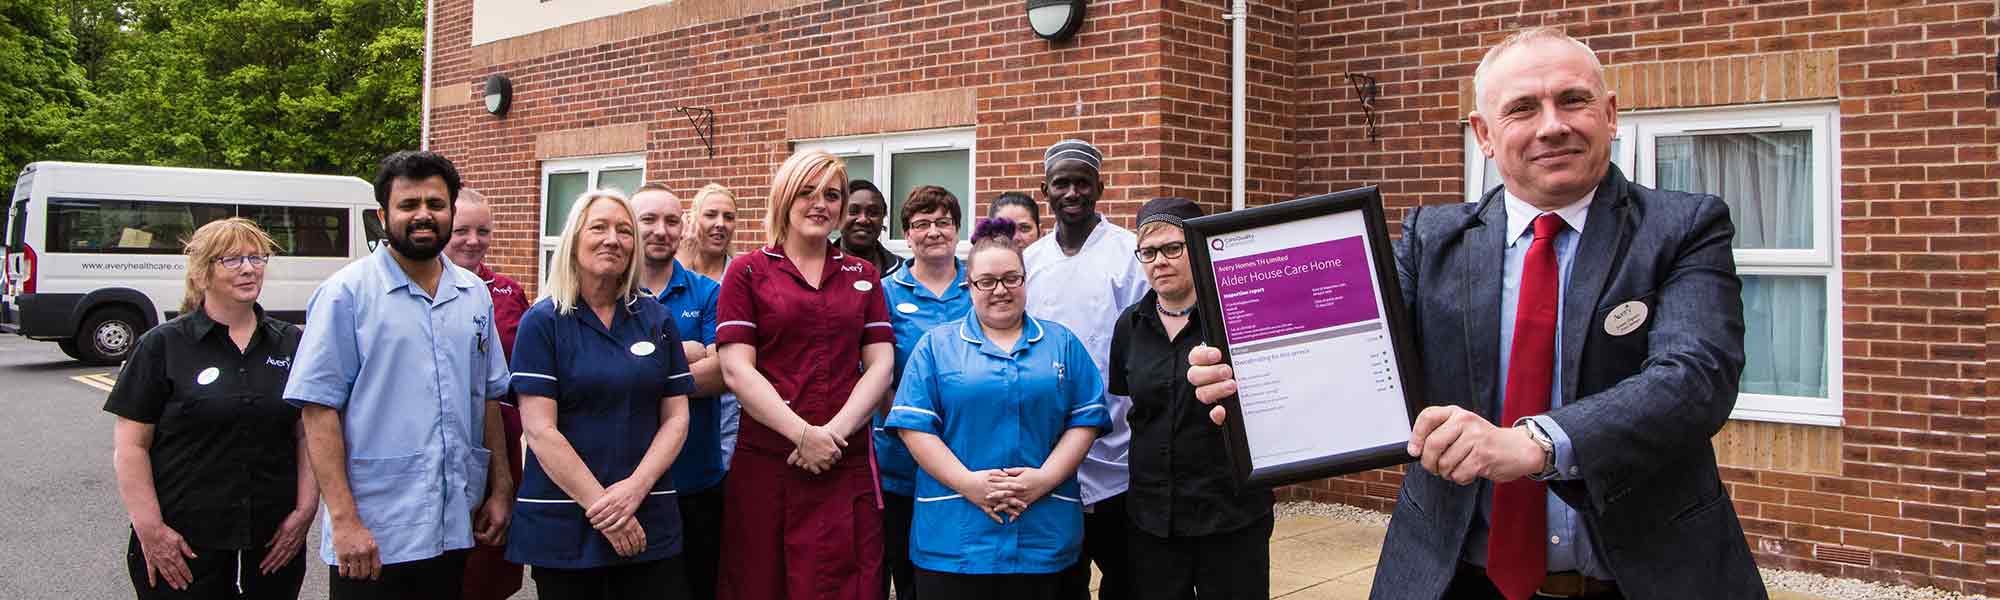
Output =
[{"x1": 1183, "y1": 186, "x2": 1428, "y2": 489}]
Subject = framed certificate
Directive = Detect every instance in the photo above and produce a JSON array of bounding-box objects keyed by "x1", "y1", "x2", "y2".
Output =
[{"x1": 1183, "y1": 186, "x2": 1427, "y2": 489}]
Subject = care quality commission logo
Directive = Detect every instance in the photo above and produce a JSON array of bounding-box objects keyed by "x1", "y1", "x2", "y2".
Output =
[{"x1": 1210, "y1": 233, "x2": 1254, "y2": 252}]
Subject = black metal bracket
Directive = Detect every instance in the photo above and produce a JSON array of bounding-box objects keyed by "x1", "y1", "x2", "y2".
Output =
[
  {"x1": 1345, "y1": 73, "x2": 1380, "y2": 142},
  {"x1": 677, "y1": 107, "x2": 716, "y2": 158}
]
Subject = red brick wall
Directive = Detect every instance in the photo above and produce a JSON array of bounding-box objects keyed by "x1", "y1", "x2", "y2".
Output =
[{"x1": 1284, "y1": 0, "x2": 1998, "y2": 593}]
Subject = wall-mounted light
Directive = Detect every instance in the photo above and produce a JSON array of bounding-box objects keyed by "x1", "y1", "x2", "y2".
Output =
[
  {"x1": 483, "y1": 74, "x2": 513, "y2": 117},
  {"x1": 1027, "y1": 0, "x2": 1087, "y2": 42}
]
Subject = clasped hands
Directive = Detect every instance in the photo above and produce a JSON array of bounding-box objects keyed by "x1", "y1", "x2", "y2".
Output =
[
  {"x1": 953, "y1": 467, "x2": 1060, "y2": 524},
  {"x1": 1183, "y1": 344, "x2": 1547, "y2": 485},
  {"x1": 787, "y1": 424, "x2": 847, "y2": 474},
  {"x1": 585, "y1": 479, "x2": 650, "y2": 557}
]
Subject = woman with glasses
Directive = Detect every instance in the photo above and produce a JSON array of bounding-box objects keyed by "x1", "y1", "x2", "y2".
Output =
[
  {"x1": 875, "y1": 185, "x2": 970, "y2": 599},
  {"x1": 506, "y1": 188, "x2": 697, "y2": 599},
  {"x1": 107, "y1": 218, "x2": 317, "y2": 599},
  {"x1": 884, "y1": 218, "x2": 1107, "y2": 600},
  {"x1": 1108, "y1": 198, "x2": 1273, "y2": 600}
]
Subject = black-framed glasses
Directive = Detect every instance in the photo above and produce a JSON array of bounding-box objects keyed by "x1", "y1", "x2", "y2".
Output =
[
  {"x1": 216, "y1": 255, "x2": 270, "y2": 270},
  {"x1": 1135, "y1": 242, "x2": 1187, "y2": 264},
  {"x1": 968, "y1": 273, "x2": 1025, "y2": 291},
  {"x1": 907, "y1": 218, "x2": 956, "y2": 232}
]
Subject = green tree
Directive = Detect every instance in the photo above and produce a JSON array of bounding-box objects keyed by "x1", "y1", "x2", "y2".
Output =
[
  {"x1": 0, "y1": 0, "x2": 91, "y2": 186},
  {"x1": 57, "y1": 0, "x2": 423, "y2": 179}
]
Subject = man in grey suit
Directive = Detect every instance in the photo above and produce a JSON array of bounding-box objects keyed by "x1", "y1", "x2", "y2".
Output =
[{"x1": 1187, "y1": 27, "x2": 1764, "y2": 600}]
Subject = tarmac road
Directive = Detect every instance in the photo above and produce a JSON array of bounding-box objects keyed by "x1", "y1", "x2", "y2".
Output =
[{"x1": 0, "y1": 334, "x2": 536, "y2": 599}]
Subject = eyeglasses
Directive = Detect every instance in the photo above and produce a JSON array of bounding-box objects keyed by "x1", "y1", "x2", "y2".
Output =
[
  {"x1": 968, "y1": 273, "x2": 1025, "y2": 291},
  {"x1": 1134, "y1": 242, "x2": 1187, "y2": 264},
  {"x1": 907, "y1": 218, "x2": 956, "y2": 232},
  {"x1": 216, "y1": 255, "x2": 270, "y2": 270}
]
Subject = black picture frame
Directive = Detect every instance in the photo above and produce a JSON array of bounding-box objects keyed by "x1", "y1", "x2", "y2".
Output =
[{"x1": 1183, "y1": 186, "x2": 1429, "y2": 489}]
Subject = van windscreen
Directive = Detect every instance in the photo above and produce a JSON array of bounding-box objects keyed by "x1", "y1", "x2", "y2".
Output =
[{"x1": 4, "y1": 198, "x2": 25, "y2": 253}]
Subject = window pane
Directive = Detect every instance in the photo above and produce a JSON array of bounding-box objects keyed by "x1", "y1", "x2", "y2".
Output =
[
  {"x1": 363, "y1": 209, "x2": 385, "y2": 252},
  {"x1": 888, "y1": 150, "x2": 971, "y2": 240},
  {"x1": 241, "y1": 205, "x2": 348, "y2": 257},
  {"x1": 1655, "y1": 130, "x2": 1813, "y2": 250},
  {"x1": 842, "y1": 156, "x2": 875, "y2": 189},
  {"x1": 544, "y1": 172, "x2": 588, "y2": 236},
  {"x1": 599, "y1": 168, "x2": 643, "y2": 197},
  {"x1": 1740, "y1": 274, "x2": 1827, "y2": 399},
  {"x1": 46, "y1": 198, "x2": 233, "y2": 254}
]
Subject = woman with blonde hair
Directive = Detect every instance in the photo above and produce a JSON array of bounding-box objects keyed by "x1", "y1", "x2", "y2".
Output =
[
  {"x1": 676, "y1": 183, "x2": 739, "y2": 282},
  {"x1": 714, "y1": 150, "x2": 895, "y2": 600},
  {"x1": 106, "y1": 217, "x2": 317, "y2": 599},
  {"x1": 506, "y1": 189, "x2": 697, "y2": 599}
]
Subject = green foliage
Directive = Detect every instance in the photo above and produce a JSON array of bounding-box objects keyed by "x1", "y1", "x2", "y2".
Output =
[
  {"x1": 50, "y1": 0, "x2": 424, "y2": 179},
  {"x1": 0, "y1": 0, "x2": 92, "y2": 187}
]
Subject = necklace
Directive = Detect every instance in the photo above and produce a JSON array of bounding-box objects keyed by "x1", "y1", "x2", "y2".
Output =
[{"x1": 1157, "y1": 300, "x2": 1194, "y2": 318}]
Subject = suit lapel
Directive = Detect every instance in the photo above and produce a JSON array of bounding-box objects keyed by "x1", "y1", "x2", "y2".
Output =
[
  {"x1": 1462, "y1": 188, "x2": 1508, "y2": 421},
  {"x1": 1558, "y1": 167, "x2": 1633, "y2": 406}
]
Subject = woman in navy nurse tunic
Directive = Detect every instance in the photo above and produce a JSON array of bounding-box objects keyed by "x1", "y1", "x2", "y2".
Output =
[
  {"x1": 885, "y1": 219, "x2": 1109, "y2": 600},
  {"x1": 506, "y1": 189, "x2": 696, "y2": 599}
]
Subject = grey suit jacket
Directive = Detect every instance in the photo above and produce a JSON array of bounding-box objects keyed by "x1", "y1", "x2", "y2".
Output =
[{"x1": 1368, "y1": 165, "x2": 1766, "y2": 600}]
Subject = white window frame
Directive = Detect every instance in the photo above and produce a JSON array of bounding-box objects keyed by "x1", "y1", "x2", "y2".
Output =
[
  {"x1": 1460, "y1": 102, "x2": 1843, "y2": 426},
  {"x1": 539, "y1": 154, "x2": 645, "y2": 285},
  {"x1": 795, "y1": 128, "x2": 978, "y2": 256}
]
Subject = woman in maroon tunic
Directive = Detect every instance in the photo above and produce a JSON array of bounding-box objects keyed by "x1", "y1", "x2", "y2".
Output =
[{"x1": 715, "y1": 149, "x2": 896, "y2": 600}]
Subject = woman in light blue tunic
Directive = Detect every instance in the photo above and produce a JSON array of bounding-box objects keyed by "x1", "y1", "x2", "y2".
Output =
[{"x1": 885, "y1": 219, "x2": 1108, "y2": 600}]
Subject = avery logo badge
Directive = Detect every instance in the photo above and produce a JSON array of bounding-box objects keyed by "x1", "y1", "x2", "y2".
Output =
[
  {"x1": 897, "y1": 302, "x2": 919, "y2": 314},
  {"x1": 266, "y1": 356, "x2": 291, "y2": 369},
  {"x1": 681, "y1": 310, "x2": 702, "y2": 319},
  {"x1": 841, "y1": 264, "x2": 865, "y2": 273},
  {"x1": 493, "y1": 286, "x2": 515, "y2": 296},
  {"x1": 853, "y1": 280, "x2": 874, "y2": 292},
  {"x1": 196, "y1": 367, "x2": 220, "y2": 385},
  {"x1": 630, "y1": 341, "x2": 657, "y2": 356},
  {"x1": 1604, "y1": 300, "x2": 1649, "y2": 337}
]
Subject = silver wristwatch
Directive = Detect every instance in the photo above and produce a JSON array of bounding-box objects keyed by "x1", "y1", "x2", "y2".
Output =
[{"x1": 1519, "y1": 418, "x2": 1558, "y2": 481}]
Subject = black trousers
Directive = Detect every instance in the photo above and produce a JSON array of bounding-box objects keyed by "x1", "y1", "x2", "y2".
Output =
[
  {"x1": 1059, "y1": 493, "x2": 1131, "y2": 600},
  {"x1": 1126, "y1": 513, "x2": 1273, "y2": 600},
  {"x1": 328, "y1": 549, "x2": 468, "y2": 600},
  {"x1": 680, "y1": 484, "x2": 727, "y2": 600},
  {"x1": 126, "y1": 532, "x2": 306, "y2": 600},
  {"x1": 881, "y1": 492, "x2": 916, "y2": 600},
  {"x1": 1443, "y1": 564, "x2": 1626, "y2": 600},
  {"x1": 913, "y1": 568, "x2": 1065, "y2": 600},
  {"x1": 532, "y1": 555, "x2": 690, "y2": 600}
]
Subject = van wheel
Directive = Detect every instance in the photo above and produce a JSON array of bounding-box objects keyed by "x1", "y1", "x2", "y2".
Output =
[
  {"x1": 56, "y1": 339, "x2": 85, "y2": 361},
  {"x1": 76, "y1": 308, "x2": 144, "y2": 365}
]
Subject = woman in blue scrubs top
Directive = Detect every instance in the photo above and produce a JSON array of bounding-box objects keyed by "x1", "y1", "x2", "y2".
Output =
[
  {"x1": 885, "y1": 219, "x2": 1108, "y2": 600},
  {"x1": 875, "y1": 185, "x2": 969, "y2": 599},
  {"x1": 507, "y1": 190, "x2": 696, "y2": 599}
]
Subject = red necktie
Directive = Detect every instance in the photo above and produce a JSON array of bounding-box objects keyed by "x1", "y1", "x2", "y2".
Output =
[{"x1": 1488, "y1": 213, "x2": 1564, "y2": 600}]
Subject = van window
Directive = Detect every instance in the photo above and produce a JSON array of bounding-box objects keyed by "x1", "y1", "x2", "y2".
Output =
[
  {"x1": 46, "y1": 198, "x2": 234, "y2": 254},
  {"x1": 363, "y1": 209, "x2": 385, "y2": 252},
  {"x1": 4, "y1": 199, "x2": 24, "y2": 252},
  {"x1": 241, "y1": 205, "x2": 349, "y2": 257}
]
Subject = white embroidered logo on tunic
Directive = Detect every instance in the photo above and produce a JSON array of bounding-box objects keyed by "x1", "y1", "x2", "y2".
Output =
[
  {"x1": 492, "y1": 286, "x2": 515, "y2": 296},
  {"x1": 266, "y1": 356, "x2": 291, "y2": 369}
]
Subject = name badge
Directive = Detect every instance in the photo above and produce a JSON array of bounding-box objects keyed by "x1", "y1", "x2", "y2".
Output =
[
  {"x1": 1604, "y1": 300, "x2": 1649, "y2": 337},
  {"x1": 896, "y1": 302, "x2": 919, "y2": 314},
  {"x1": 196, "y1": 367, "x2": 220, "y2": 385},
  {"x1": 854, "y1": 280, "x2": 874, "y2": 292},
  {"x1": 630, "y1": 341, "x2": 657, "y2": 356}
]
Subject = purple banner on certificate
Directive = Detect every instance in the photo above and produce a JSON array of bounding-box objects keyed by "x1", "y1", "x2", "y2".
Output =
[{"x1": 1211, "y1": 235, "x2": 1379, "y2": 345}]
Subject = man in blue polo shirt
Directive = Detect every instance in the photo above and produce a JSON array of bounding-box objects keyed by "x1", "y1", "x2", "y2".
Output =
[
  {"x1": 632, "y1": 183, "x2": 728, "y2": 600},
  {"x1": 286, "y1": 151, "x2": 514, "y2": 600}
]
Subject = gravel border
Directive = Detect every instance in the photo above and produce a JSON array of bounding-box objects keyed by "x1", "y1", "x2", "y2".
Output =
[{"x1": 1274, "y1": 501, "x2": 1987, "y2": 600}]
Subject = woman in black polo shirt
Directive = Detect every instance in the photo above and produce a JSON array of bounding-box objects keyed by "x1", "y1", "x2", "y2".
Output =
[
  {"x1": 1107, "y1": 198, "x2": 1275, "y2": 599},
  {"x1": 106, "y1": 218, "x2": 316, "y2": 599}
]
